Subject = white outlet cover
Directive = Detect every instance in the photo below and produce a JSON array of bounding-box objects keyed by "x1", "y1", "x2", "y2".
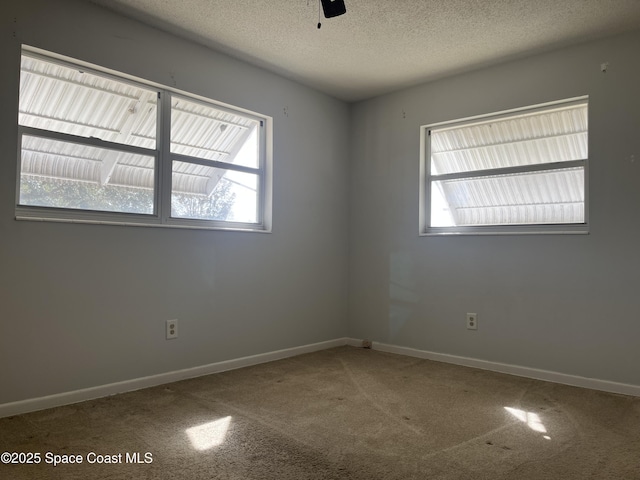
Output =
[
  {"x1": 166, "y1": 319, "x2": 178, "y2": 339},
  {"x1": 467, "y1": 313, "x2": 478, "y2": 330}
]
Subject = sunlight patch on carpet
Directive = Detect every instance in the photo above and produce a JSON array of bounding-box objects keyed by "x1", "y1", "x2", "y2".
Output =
[
  {"x1": 186, "y1": 416, "x2": 232, "y2": 450},
  {"x1": 504, "y1": 407, "x2": 550, "y2": 439}
]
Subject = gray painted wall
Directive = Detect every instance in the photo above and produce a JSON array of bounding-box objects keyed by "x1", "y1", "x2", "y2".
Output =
[
  {"x1": 0, "y1": 0, "x2": 349, "y2": 404},
  {"x1": 349, "y1": 30, "x2": 640, "y2": 386}
]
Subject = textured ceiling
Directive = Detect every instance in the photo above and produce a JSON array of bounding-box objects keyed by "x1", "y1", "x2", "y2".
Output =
[{"x1": 86, "y1": 0, "x2": 640, "y2": 102}]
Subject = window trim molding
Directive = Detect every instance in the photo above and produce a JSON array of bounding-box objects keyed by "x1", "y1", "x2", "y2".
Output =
[
  {"x1": 419, "y1": 96, "x2": 590, "y2": 236},
  {"x1": 16, "y1": 45, "x2": 273, "y2": 233}
]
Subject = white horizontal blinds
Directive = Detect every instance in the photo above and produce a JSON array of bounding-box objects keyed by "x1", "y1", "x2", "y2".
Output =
[
  {"x1": 170, "y1": 96, "x2": 260, "y2": 168},
  {"x1": 429, "y1": 100, "x2": 588, "y2": 228},
  {"x1": 430, "y1": 102, "x2": 588, "y2": 175},
  {"x1": 433, "y1": 168, "x2": 584, "y2": 226},
  {"x1": 19, "y1": 55, "x2": 158, "y2": 149}
]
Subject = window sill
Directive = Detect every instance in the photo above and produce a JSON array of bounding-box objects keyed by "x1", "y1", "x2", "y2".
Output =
[
  {"x1": 420, "y1": 226, "x2": 589, "y2": 236},
  {"x1": 15, "y1": 213, "x2": 271, "y2": 233}
]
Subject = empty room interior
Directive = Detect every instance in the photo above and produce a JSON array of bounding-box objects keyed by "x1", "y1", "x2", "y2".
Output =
[{"x1": 1, "y1": 0, "x2": 640, "y2": 478}]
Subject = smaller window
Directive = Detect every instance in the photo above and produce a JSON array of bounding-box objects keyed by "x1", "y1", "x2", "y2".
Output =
[{"x1": 420, "y1": 97, "x2": 589, "y2": 235}]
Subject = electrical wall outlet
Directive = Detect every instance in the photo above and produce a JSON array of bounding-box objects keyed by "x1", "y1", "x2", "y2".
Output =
[
  {"x1": 466, "y1": 313, "x2": 478, "y2": 330},
  {"x1": 166, "y1": 319, "x2": 178, "y2": 339}
]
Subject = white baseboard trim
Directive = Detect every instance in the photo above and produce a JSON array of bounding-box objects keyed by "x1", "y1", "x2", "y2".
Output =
[
  {"x1": 372, "y1": 341, "x2": 640, "y2": 397},
  {"x1": 0, "y1": 338, "x2": 349, "y2": 418},
  {"x1": 6, "y1": 338, "x2": 635, "y2": 418}
]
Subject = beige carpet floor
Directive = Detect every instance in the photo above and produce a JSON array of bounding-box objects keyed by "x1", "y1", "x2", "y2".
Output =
[{"x1": 1, "y1": 346, "x2": 639, "y2": 479}]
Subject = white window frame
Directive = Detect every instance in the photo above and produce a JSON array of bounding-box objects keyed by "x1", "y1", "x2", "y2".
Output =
[
  {"x1": 15, "y1": 46, "x2": 272, "y2": 233},
  {"x1": 419, "y1": 97, "x2": 589, "y2": 236}
]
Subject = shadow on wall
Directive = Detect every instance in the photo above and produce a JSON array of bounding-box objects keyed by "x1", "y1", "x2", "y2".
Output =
[{"x1": 389, "y1": 251, "x2": 418, "y2": 342}]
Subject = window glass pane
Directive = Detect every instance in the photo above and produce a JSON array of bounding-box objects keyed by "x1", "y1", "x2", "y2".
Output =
[
  {"x1": 171, "y1": 161, "x2": 258, "y2": 222},
  {"x1": 171, "y1": 97, "x2": 260, "y2": 168},
  {"x1": 431, "y1": 167, "x2": 584, "y2": 227},
  {"x1": 16, "y1": 49, "x2": 270, "y2": 231},
  {"x1": 19, "y1": 135, "x2": 155, "y2": 214},
  {"x1": 19, "y1": 55, "x2": 158, "y2": 149},
  {"x1": 430, "y1": 103, "x2": 588, "y2": 175}
]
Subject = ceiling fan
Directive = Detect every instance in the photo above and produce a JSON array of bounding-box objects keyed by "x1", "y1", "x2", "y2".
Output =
[{"x1": 317, "y1": 0, "x2": 346, "y2": 28}]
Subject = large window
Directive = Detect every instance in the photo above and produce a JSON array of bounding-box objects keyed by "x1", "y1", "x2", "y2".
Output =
[
  {"x1": 420, "y1": 97, "x2": 588, "y2": 235},
  {"x1": 16, "y1": 47, "x2": 271, "y2": 232}
]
